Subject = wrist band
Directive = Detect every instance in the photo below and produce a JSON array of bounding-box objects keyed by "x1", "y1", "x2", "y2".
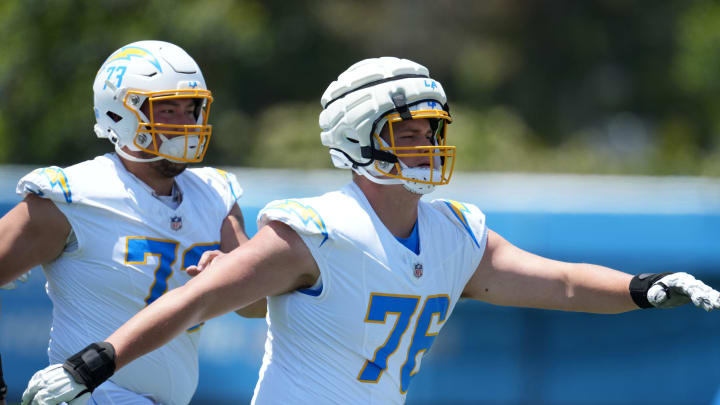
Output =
[
  {"x1": 63, "y1": 342, "x2": 116, "y2": 392},
  {"x1": 629, "y1": 272, "x2": 672, "y2": 308}
]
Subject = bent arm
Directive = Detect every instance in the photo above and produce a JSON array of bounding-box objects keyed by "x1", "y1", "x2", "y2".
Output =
[
  {"x1": 219, "y1": 203, "x2": 249, "y2": 251},
  {"x1": 107, "y1": 220, "x2": 319, "y2": 369},
  {"x1": 463, "y1": 229, "x2": 636, "y2": 314},
  {"x1": 0, "y1": 194, "x2": 70, "y2": 286},
  {"x1": 219, "y1": 203, "x2": 267, "y2": 318}
]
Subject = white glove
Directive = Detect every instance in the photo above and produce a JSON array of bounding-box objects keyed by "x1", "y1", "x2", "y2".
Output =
[
  {"x1": 648, "y1": 272, "x2": 720, "y2": 311},
  {"x1": 21, "y1": 364, "x2": 90, "y2": 405},
  {"x1": 1, "y1": 271, "x2": 30, "y2": 290}
]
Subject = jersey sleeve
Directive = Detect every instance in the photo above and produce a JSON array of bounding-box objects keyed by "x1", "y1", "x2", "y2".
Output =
[
  {"x1": 214, "y1": 169, "x2": 243, "y2": 203},
  {"x1": 195, "y1": 168, "x2": 244, "y2": 212},
  {"x1": 16, "y1": 166, "x2": 74, "y2": 204},
  {"x1": 258, "y1": 198, "x2": 330, "y2": 248},
  {"x1": 430, "y1": 199, "x2": 488, "y2": 250}
]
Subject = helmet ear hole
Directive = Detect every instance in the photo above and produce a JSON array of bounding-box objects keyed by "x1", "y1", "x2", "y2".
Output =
[
  {"x1": 106, "y1": 111, "x2": 123, "y2": 123},
  {"x1": 341, "y1": 128, "x2": 360, "y2": 145}
]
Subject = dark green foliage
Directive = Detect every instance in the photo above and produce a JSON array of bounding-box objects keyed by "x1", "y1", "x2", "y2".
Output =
[{"x1": 1, "y1": 0, "x2": 718, "y2": 175}]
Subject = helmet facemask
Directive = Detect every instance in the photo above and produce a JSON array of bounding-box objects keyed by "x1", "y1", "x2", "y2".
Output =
[
  {"x1": 124, "y1": 89, "x2": 213, "y2": 163},
  {"x1": 366, "y1": 102, "x2": 455, "y2": 194},
  {"x1": 93, "y1": 41, "x2": 214, "y2": 165},
  {"x1": 320, "y1": 57, "x2": 457, "y2": 195}
]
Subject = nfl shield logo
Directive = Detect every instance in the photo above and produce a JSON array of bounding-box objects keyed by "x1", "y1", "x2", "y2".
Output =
[
  {"x1": 170, "y1": 215, "x2": 183, "y2": 231},
  {"x1": 413, "y1": 263, "x2": 424, "y2": 279}
]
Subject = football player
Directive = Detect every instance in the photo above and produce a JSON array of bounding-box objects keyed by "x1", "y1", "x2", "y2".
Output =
[
  {"x1": 21, "y1": 57, "x2": 720, "y2": 405},
  {"x1": 0, "y1": 40, "x2": 264, "y2": 405}
]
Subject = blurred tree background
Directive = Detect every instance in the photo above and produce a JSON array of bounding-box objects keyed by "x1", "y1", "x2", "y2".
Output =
[{"x1": 1, "y1": 0, "x2": 720, "y2": 176}]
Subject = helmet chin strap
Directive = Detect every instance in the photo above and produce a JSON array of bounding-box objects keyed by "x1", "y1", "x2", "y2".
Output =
[
  {"x1": 353, "y1": 165, "x2": 403, "y2": 185},
  {"x1": 353, "y1": 158, "x2": 437, "y2": 195},
  {"x1": 362, "y1": 136, "x2": 438, "y2": 195},
  {"x1": 115, "y1": 144, "x2": 164, "y2": 162},
  {"x1": 115, "y1": 132, "x2": 202, "y2": 163}
]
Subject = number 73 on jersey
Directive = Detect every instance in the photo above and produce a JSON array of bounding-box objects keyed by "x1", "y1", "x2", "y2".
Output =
[{"x1": 125, "y1": 237, "x2": 219, "y2": 306}]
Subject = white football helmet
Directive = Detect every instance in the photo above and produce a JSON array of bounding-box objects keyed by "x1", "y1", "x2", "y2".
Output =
[
  {"x1": 319, "y1": 57, "x2": 455, "y2": 194},
  {"x1": 92, "y1": 40, "x2": 213, "y2": 163}
]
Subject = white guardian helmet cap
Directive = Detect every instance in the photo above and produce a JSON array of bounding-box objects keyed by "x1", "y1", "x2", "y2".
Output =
[
  {"x1": 319, "y1": 57, "x2": 455, "y2": 194},
  {"x1": 93, "y1": 40, "x2": 213, "y2": 163}
]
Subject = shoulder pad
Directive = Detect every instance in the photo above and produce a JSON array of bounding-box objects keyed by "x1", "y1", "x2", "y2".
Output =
[
  {"x1": 191, "y1": 168, "x2": 243, "y2": 202},
  {"x1": 16, "y1": 166, "x2": 74, "y2": 203},
  {"x1": 258, "y1": 198, "x2": 330, "y2": 246},
  {"x1": 430, "y1": 199, "x2": 486, "y2": 249},
  {"x1": 212, "y1": 168, "x2": 243, "y2": 202}
]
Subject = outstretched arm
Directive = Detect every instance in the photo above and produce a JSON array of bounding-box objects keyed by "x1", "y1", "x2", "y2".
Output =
[
  {"x1": 22, "y1": 221, "x2": 319, "y2": 405},
  {"x1": 112, "y1": 220, "x2": 317, "y2": 368},
  {"x1": 464, "y1": 229, "x2": 683, "y2": 314}
]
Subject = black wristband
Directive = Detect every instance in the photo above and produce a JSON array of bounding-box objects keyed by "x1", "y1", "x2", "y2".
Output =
[
  {"x1": 0, "y1": 353, "x2": 7, "y2": 401},
  {"x1": 62, "y1": 342, "x2": 116, "y2": 392},
  {"x1": 629, "y1": 272, "x2": 673, "y2": 308}
]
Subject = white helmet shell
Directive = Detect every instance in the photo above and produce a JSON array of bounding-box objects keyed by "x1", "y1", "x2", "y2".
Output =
[
  {"x1": 319, "y1": 57, "x2": 454, "y2": 194},
  {"x1": 93, "y1": 40, "x2": 213, "y2": 163}
]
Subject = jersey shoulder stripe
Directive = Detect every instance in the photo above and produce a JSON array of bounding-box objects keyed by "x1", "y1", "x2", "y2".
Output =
[
  {"x1": 429, "y1": 199, "x2": 486, "y2": 249},
  {"x1": 18, "y1": 166, "x2": 73, "y2": 203},
  {"x1": 188, "y1": 167, "x2": 244, "y2": 203},
  {"x1": 259, "y1": 198, "x2": 330, "y2": 245},
  {"x1": 15, "y1": 156, "x2": 120, "y2": 204}
]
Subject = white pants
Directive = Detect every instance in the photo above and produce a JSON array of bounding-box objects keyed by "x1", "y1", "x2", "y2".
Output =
[{"x1": 83, "y1": 380, "x2": 158, "y2": 405}]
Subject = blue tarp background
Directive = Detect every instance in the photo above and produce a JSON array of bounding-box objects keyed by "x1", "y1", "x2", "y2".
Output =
[{"x1": 1, "y1": 168, "x2": 718, "y2": 405}]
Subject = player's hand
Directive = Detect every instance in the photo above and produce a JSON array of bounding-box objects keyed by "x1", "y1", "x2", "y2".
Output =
[
  {"x1": 648, "y1": 272, "x2": 720, "y2": 311},
  {"x1": 186, "y1": 250, "x2": 225, "y2": 276},
  {"x1": 21, "y1": 364, "x2": 90, "y2": 405},
  {"x1": 1, "y1": 271, "x2": 30, "y2": 290}
]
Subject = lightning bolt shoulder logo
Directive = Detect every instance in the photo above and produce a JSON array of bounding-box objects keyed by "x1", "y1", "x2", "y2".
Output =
[
  {"x1": 100, "y1": 46, "x2": 163, "y2": 73},
  {"x1": 215, "y1": 169, "x2": 240, "y2": 201},
  {"x1": 39, "y1": 167, "x2": 72, "y2": 203},
  {"x1": 266, "y1": 200, "x2": 329, "y2": 246},
  {"x1": 442, "y1": 199, "x2": 480, "y2": 248}
]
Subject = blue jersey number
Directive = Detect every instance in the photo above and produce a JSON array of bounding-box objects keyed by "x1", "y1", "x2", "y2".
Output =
[
  {"x1": 125, "y1": 238, "x2": 220, "y2": 331},
  {"x1": 182, "y1": 242, "x2": 221, "y2": 270},
  {"x1": 358, "y1": 293, "x2": 450, "y2": 393},
  {"x1": 125, "y1": 237, "x2": 179, "y2": 305}
]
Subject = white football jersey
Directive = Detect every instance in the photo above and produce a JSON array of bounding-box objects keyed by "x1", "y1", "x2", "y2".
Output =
[
  {"x1": 253, "y1": 182, "x2": 487, "y2": 405},
  {"x1": 16, "y1": 153, "x2": 242, "y2": 405}
]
